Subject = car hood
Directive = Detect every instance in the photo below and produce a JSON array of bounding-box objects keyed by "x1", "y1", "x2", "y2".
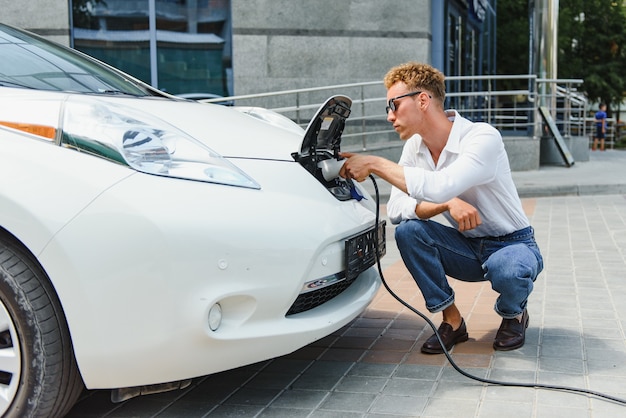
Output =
[
  {"x1": 97, "y1": 94, "x2": 352, "y2": 163},
  {"x1": 117, "y1": 98, "x2": 300, "y2": 161}
]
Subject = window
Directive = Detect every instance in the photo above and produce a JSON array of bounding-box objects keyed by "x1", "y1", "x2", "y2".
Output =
[{"x1": 71, "y1": 0, "x2": 232, "y2": 97}]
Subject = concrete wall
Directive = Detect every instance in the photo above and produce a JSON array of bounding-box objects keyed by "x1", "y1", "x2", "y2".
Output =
[
  {"x1": 1, "y1": 0, "x2": 70, "y2": 46},
  {"x1": 505, "y1": 137, "x2": 541, "y2": 171},
  {"x1": 231, "y1": 0, "x2": 432, "y2": 96}
]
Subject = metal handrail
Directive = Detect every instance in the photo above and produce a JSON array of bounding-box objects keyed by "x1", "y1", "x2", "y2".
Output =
[{"x1": 201, "y1": 75, "x2": 587, "y2": 151}]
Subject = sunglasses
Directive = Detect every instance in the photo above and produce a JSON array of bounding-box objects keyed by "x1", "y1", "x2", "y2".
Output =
[{"x1": 385, "y1": 91, "x2": 429, "y2": 114}]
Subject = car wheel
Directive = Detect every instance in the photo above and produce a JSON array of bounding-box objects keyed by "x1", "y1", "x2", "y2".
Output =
[{"x1": 0, "y1": 238, "x2": 84, "y2": 418}]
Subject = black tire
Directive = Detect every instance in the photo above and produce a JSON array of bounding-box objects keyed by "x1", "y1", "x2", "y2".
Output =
[{"x1": 0, "y1": 237, "x2": 84, "y2": 418}]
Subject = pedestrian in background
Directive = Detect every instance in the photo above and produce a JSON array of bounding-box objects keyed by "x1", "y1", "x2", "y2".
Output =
[{"x1": 592, "y1": 103, "x2": 608, "y2": 151}]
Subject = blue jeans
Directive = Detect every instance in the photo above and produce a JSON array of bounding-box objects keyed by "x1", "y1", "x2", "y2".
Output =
[{"x1": 395, "y1": 220, "x2": 543, "y2": 319}]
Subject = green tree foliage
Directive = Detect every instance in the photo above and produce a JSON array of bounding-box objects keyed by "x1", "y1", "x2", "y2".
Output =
[
  {"x1": 497, "y1": 0, "x2": 531, "y2": 79},
  {"x1": 558, "y1": 0, "x2": 626, "y2": 109},
  {"x1": 497, "y1": 0, "x2": 626, "y2": 110}
]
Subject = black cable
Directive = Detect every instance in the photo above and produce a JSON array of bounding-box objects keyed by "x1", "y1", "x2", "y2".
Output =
[{"x1": 368, "y1": 174, "x2": 626, "y2": 406}]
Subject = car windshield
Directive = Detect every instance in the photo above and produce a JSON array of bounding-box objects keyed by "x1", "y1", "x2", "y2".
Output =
[{"x1": 0, "y1": 23, "x2": 157, "y2": 96}]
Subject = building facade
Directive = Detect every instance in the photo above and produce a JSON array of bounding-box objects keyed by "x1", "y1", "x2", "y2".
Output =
[{"x1": 2, "y1": 0, "x2": 496, "y2": 98}]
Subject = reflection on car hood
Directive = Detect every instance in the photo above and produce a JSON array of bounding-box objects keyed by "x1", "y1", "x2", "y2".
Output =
[{"x1": 92, "y1": 96, "x2": 304, "y2": 161}]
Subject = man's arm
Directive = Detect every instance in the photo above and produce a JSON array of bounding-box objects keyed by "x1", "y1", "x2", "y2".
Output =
[
  {"x1": 341, "y1": 124, "x2": 502, "y2": 204},
  {"x1": 417, "y1": 198, "x2": 482, "y2": 232},
  {"x1": 414, "y1": 201, "x2": 447, "y2": 219}
]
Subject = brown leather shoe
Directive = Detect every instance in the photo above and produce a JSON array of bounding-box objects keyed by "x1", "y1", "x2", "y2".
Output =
[
  {"x1": 493, "y1": 309, "x2": 529, "y2": 351},
  {"x1": 421, "y1": 319, "x2": 469, "y2": 354}
]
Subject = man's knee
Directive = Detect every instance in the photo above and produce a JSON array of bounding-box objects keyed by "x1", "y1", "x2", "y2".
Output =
[
  {"x1": 485, "y1": 245, "x2": 539, "y2": 283},
  {"x1": 395, "y1": 220, "x2": 428, "y2": 245}
]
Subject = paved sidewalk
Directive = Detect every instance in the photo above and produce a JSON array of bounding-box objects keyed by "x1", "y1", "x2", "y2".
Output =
[{"x1": 67, "y1": 150, "x2": 626, "y2": 418}]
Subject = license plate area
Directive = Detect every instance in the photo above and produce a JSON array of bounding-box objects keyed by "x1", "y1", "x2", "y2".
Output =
[{"x1": 345, "y1": 221, "x2": 386, "y2": 281}]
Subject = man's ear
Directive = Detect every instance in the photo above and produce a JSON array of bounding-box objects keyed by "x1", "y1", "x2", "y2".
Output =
[{"x1": 419, "y1": 93, "x2": 430, "y2": 110}]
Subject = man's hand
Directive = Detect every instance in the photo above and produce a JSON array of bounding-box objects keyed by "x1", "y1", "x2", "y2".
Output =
[
  {"x1": 447, "y1": 198, "x2": 482, "y2": 232},
  {"x1": 339, "y1": 152, "x2": 372, "y2": 182},
  {"x1": 339, "y1": 152, "x2": 408, "y2": 193}
]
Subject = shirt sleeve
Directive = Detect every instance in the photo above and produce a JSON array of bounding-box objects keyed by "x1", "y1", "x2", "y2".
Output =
[
  {"x1": 386, "y1": 136, "x2": 420, "y2": 224},
  {"x1": 387, "y1": 185, "x2": 419, "y2": 224},
  {"x1": 405, "y1": 123, "x2": 502, "y2": 203}
]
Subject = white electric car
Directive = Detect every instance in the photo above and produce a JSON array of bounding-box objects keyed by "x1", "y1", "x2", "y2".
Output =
[{"x1": 0, "y1": 23, "x2": 384, "y2": 417}]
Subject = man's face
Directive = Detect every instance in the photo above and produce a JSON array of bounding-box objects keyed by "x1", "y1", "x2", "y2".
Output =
[{"x1": 386, "y1": 82, "x2": 421, "y2": 140}]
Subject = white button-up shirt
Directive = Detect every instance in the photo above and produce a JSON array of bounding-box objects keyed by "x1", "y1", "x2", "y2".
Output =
[{"x1": 387, "y1": 110, "x2": 529, "y2": 238}]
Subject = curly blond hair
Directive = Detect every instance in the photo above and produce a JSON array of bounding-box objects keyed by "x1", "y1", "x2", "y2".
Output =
[{"x1": 383, "y1": 62, "x2": 446, "y2": 105}]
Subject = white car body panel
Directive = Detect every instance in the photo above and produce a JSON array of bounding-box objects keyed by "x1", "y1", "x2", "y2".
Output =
[
  {"x1": 1, "y1": 92, "x2": 381, "y2": 389},
  {"x1": 0, "y1": 124, "x2": 134, "y2": 254}
]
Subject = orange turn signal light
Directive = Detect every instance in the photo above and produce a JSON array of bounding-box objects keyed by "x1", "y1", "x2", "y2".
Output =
[{"x1": 0, "y1": 121, "x2": 57, "y2": 140}]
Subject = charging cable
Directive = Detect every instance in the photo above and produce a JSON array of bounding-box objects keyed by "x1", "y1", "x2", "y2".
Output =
[{"x1": 368, "y1": 174, "x2": 626, "y2": 406}]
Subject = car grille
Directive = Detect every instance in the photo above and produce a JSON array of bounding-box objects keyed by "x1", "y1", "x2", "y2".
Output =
[
  {"x1": 286, "y1": 275, "x2": 355, "y2": 316},
  {"x1": 286, "y1": 222, "x2": 385, "y2": 316}
]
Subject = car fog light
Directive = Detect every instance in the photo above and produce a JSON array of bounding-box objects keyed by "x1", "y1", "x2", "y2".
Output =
[{"x1": 208, "y1": 303, "x2": 222, "y2": 331}]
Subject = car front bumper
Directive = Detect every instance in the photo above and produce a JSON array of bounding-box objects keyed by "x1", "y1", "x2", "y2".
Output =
[{"x1": 39, "y1": 160, "x2": 382, "y2": 389}]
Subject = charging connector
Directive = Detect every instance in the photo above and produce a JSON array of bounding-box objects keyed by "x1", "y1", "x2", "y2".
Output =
[
  {"x1": 368, "y1": 174, "x2": 626, "y2": 406},
  {"x1": 318, "y1": 158, "x2": 346, "y2": 181}
]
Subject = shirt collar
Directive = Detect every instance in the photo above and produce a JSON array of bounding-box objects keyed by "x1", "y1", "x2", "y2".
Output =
[{"x1": 443, "y1": 110, "x2": 462, "y2": 154}]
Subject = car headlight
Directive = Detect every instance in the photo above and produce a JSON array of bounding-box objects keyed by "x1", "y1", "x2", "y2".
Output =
[{"x1": 61, "y1": 97, "x2": 260, "y2": 189}]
